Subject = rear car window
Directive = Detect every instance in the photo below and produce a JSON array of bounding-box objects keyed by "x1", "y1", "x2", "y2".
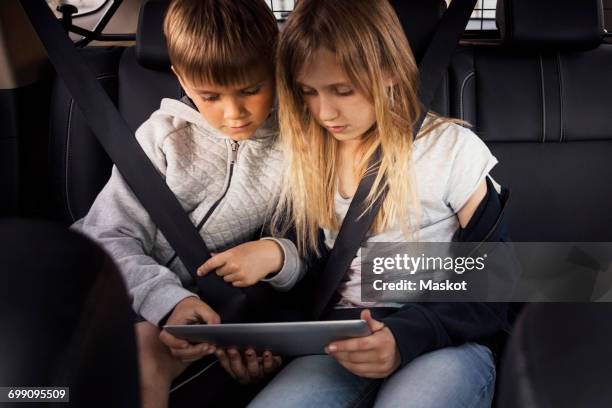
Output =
[
  {"x1": 268, "y1": 0, "x2": 499, "y2": 30},
  {"x1": 46, "y1": 0, "x2": 108, "y2": 15},
  {"x1": 468, "y1": 0, "x2": 497, "y2": 30},
  {"x1": 267, "y1": 0, "x2": 295, "y2": 20}
]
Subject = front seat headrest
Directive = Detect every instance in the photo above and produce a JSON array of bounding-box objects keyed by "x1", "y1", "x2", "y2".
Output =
[
  {"x1": 496, "y1": 0, "x2": 604, "y2": 51},
  {"x1": 389, "y1": 0, "x2": 447, "y2": 62},
  {"x1": 136, "y1": 0, "x2": 171, "y2": 71}
]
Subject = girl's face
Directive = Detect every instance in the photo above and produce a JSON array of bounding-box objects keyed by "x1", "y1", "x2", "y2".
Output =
[{"x1": 297, "y1": 48, "x2": 376, "y2": 146}]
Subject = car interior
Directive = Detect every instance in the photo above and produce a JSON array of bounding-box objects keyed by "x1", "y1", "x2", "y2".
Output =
[{"x1": 1, "y1": 0, "x2": 612, "y2": 406}]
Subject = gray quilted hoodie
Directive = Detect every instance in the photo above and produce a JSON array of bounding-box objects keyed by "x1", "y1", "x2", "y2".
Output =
[{"x1": 73, "y1": 98, "x2": 304, "y2": 325}]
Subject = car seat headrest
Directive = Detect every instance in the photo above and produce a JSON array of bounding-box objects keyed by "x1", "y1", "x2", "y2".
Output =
[
  {"x1": 136, "y1": 0, "x2": 170, "y2": 71},
  {"x1": 388, "y1": 0, "x2": 447, "y2": 63},
  {"x1": 496, "y1": 0, "x2": 604, "y2": 51}
]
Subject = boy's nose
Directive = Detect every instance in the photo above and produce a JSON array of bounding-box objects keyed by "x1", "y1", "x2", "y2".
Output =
[{"x1": 223, "y1": 98, "x2": 247, "y2": 120}]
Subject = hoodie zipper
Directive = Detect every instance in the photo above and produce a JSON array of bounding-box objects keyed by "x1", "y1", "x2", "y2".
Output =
[{"x1": 165, "y1": 140, "x2": 239, "y2": 267}]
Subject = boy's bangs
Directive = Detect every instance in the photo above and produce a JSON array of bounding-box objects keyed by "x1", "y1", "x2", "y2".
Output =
[{"x1": 179, "y1": 49, "x2": 272, "y2": 88}]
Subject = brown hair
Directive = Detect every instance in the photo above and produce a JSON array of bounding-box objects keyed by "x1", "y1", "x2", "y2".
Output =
[{"x1": 163, "y1": 0, "x2": 278, "y2": 86}]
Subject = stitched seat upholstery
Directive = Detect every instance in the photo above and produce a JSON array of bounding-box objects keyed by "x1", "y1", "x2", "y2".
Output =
[{"x1": 448, "y1": 0, "x2": 612, "y2": 241}]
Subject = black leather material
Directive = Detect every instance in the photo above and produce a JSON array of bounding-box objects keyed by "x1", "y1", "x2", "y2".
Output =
[
  {"x1": 497, "y1": 0, "x2": 604, "y2": 50},
  {"x1": 136, "y1": 0, "x2": 170, "y2": 71},
  {"x1": 47, "y1": 45, "x2": 181, "y2": 224},
  {"x1": 389, "y1": 0, "x2": 447, "y2": 62},
  {"x1": 448, "y1": 47, "x2": 477, "y2": 123},
  {"x1": 451, "y1": 45, "x2": 612, "y2": 142},
  {"x1": 447, "y1": 0, "x2": 612, "y2": 242},
  {"x1": 450, "y1": 47, "x2": 545, "y2": 142},
  {"x1": 390, "y1": 0, "x2": 450, "y2": 116},
  {"x1": 48, "y1": 47, "x2": 123, "y2": 223},
  {"x1": 473, "y1": 49, "x2": 543, "y2": 142},
  {"x1": 498, "y1": 304, "x2": 612, "y2": 408},
  {"x1": 118, "y1": 46, "x2": 182, "y2": 131},
  {"x1": 561, "y1": 47, "x2": 612, "y2": 141},
  {"x1": 490, "y1": 141, "x2": 612, "y2": 242}
]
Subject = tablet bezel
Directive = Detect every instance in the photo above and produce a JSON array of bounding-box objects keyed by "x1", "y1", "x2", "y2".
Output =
[{"x1": 163, "y1": 320, "x2": 371, "y2": 356}]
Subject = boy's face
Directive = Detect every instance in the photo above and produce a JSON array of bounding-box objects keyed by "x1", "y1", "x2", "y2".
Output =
[{"x1": 175, "y1": 67, "x2": 275, "y2": 141}]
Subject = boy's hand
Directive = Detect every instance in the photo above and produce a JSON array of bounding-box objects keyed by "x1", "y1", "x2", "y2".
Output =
[
  {"x1": 325, "y1": 309, "x2": 401, "y2": 379},
  {"x1": 159, "y1": 297, "x2": 220, "y2": 363},
  {"x1": 196, "y1": 240, "x2": 284, "y2": 287},
  {"x1": 215, "y1": 347, "x2": 282, "y2": 384}
]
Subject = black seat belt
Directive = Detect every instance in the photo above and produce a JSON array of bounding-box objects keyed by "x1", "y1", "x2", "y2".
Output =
[
  {"x1": 313, "y1": 0, "x2": 478, "y2": 318},
  {"x1": 19, "y1": 0, "x2": 254, "y2": 323}
]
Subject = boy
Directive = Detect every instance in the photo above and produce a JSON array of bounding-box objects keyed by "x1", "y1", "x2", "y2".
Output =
[{"x1": 74, "y1": 0, "x2": 304, "y2": 406}]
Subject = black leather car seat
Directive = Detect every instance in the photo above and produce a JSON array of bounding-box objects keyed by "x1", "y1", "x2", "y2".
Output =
[{"x1": 449, "y1": 0, "x2": 612, "y2": 241}]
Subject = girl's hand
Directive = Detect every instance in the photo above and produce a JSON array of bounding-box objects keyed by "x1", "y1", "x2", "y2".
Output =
[
  {"x1": 196, "y1": 240, "x2": 284, "y2": 287},
  {"x1": 215, "y1": 347, "x2": 282, "y2": 384},
  {"x1": 325, "y1": 309, "x2": 401, "y2": 378}
]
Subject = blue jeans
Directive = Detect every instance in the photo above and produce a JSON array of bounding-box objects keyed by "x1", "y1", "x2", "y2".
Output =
[{"x1": 248, "y1": 342, "x2": 495, "y2": 408}]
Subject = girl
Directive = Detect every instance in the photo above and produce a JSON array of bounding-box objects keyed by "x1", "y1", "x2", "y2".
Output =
[{"x1": 248, "y1": 0, "x2": 509, "y2": 406}]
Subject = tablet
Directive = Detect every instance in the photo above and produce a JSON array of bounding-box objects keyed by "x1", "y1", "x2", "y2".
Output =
[{"x1": 163, "y1": 320, "x2": 371, "y2": 356}]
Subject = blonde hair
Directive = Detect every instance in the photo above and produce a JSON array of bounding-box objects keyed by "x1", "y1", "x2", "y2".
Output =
[
  {"x1": 163, "y1": 0, "x2": 278, "y2": 87},
  {"x1": 274, "y1": 0, "x2": 457, "y2": 256}
]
